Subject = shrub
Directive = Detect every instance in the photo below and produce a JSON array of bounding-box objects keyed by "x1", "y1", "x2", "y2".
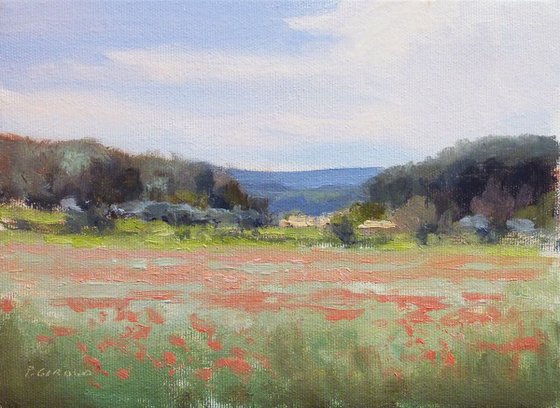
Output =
[
  {"x1": 167, "y1": 189, "x2": 209, "y2": 208},
  {"x1": 330, "y1": 215, "x2": 356, "y2": 246},
  {"x1": 65, "y1": 207, "x2": 114, "y2": 234},
  {"x1": 416, "y1": 222, "x2": 438, "y2": 245},
  {"x1": 392, "y1": 195, "x2": 437, "y2": 233},
  {"x1": 348, "y1": 202, "x2": 386, "y2": 226},
  {"x1": 515, "y1": 191, "x2": 556, "y2": 229}
]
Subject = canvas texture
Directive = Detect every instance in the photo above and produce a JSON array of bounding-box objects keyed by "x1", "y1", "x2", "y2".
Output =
[{"x1": 1, "y1": 2, "x2": 559, "y2": 407}]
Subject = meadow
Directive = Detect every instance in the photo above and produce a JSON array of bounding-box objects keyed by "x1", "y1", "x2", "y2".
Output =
[{"x1": 0, "y1": 205, "x2": 559, "y2": 407}]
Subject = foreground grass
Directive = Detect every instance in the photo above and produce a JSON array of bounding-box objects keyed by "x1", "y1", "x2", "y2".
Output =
[
  {"x1": 2, "y1": 284, "x2": 559, "y2": 408},
  {"x1": 0, "y1": 208, "x2": 555, "y2": 407}
]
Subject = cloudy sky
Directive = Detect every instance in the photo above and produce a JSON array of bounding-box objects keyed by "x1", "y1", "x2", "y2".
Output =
[{"x1": 1, "y1": 1, "x2": 559, "y2": 170}]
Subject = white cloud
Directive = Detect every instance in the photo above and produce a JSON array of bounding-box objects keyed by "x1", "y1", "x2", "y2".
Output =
[
  {"x1": 101, "y1": 2, "x2": 458, "y2": 85},
  {"x1": 0, "y1": 87, "x2": 166, "y2": 142},
  {"x1": 2, "y1": 0, "x2": 559, "y2": 169},
  {"x1": 286, "y1": 1, "x2": 458, "y2": 68},
  {"x1": 101, "y1": 2, "x2": 457, "y2": 85},
  {"x1": 0, "y1": 85, "x2": 415, "y2": 169},
  {"x1": 105, "y1": 48, "x2": 325, "y2": 83}
]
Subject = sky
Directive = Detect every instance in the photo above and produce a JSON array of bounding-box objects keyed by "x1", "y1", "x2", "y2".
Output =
[{"x1": 1, "y1": 0, "x2": 559, "y2": 171}]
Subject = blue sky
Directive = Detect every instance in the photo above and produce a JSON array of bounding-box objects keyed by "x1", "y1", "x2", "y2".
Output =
[{"x1": 1, "y1": 1, "x2": 559, "y2": 170}]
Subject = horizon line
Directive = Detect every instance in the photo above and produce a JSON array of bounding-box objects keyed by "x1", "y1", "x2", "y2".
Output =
[{"x1": 226, "y1": 165, "x2": 385, "y2": 173}]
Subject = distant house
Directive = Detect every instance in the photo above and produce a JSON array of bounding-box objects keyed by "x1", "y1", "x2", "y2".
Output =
[
  {"x1": 279, "y1": 215, "x2": 330, "y2": 228},
  {"x1": 357, "y1": 220, "x2": 396, "y2": 235}
]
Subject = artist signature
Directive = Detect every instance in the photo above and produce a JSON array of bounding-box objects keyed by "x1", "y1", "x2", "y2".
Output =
[{"x1": 25, "y1": 365, "x2": 92, "y2": 378}]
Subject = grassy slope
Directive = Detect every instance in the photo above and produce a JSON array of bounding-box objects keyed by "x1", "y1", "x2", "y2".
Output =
[{"x1": 0, "y1": 205, "x2": 542, "y2": 256}]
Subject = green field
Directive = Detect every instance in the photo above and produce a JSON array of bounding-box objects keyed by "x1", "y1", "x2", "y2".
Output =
[{"x1": 0, "y1": 213, "x2": 558, "y2": 408}]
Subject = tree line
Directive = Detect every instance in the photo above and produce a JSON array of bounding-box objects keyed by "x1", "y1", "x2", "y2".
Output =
[
  {"x1": 0, "y1": 134, "x2": 268, "y2": 214},
  {"x1": 365, "y1": 135, "x2": 559, "y2": 231}
]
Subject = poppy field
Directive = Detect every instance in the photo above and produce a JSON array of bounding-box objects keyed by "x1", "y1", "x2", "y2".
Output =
[{"x1": 1, "y1": 242, "x2": 559, "y2": 407}]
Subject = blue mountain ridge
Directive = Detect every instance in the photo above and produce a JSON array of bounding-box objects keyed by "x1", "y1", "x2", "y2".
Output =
[{"x1": 228, "y1": 167, "x2": 383, "y2": 216}]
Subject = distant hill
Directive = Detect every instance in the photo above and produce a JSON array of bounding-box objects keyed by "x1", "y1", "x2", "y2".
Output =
[
  {"x1": 0, "y1": 133, "x2": 264, "y2": 213},
  {"x1": 365, "y1": 135, "x2": 559, "y2": 228},
  {"x1": 230, "y1": 167, "x2": 383, "y2": 215}
]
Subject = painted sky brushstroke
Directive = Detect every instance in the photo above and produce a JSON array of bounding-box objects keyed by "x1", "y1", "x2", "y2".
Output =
[{"x1": 0, "y1": 1, "x2": 559, "y2": 170}]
